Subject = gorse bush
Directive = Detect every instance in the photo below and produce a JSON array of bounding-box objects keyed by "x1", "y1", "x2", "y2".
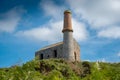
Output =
[{"x1": 0, "y1": 59, "x2": 120, "y2": 80}]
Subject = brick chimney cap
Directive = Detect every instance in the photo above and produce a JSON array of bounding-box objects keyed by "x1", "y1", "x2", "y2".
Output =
[{"x1": 64, "y1": 10, "x2": 71, "y2": 14}]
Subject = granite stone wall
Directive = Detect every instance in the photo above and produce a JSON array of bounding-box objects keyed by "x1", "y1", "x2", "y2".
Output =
[
  {"x1": 35, "y1": 44, "x2": 63, "y2": 59},
  {"x1": 73, "y1": 39, "x2": 80, "y2": 61},
  {"x1": 63, "y1": 32, "x2": 74, "y2": 61},
  {"x1": 35, "y1": 40, "x2": 80, "y2": 61}
]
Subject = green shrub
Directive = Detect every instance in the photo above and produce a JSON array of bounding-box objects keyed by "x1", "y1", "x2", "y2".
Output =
[{"x1": 0, "y1": 59, "x2": 120, "y2": 80}]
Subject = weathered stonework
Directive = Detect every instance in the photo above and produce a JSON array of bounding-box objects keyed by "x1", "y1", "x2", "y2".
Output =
[
  {"x1": 35, "y1": 39, "x2": 80, "y2": 61},
  {"x1": 73, "y1": 39, "x2": 80, "y2": 61},
  {"x1": 35, "y1": 42, "x2": 63, "y2": 59},
  {"x1": 63, "y1": 31, "x2": 74, "y2": 61},
  {"x1": 35, "y1": 10, "x2": 80, "y2": 61}
]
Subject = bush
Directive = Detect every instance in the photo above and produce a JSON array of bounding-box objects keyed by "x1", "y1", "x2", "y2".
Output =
[{"x1": 0, "y1": 59, "x2": 120, "y2": 80}]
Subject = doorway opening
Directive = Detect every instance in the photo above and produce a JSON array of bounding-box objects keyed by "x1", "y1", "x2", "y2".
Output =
[{"x1": 40, "y1": 54, "x2": 43, "y2": 59}]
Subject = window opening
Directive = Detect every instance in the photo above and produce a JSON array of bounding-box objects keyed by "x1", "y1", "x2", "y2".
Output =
[
  {"x1": 54, "y1": 50, "x2": 57, "y2": 58},
  {"x1": 40, "y1": 54, "x2": 43, "y2": 59},
  {"x1": 74, "y1": 52, "x2": 77, "y2": 61}
]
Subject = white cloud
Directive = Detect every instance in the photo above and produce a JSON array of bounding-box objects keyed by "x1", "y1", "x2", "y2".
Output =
[
  {"x1": 98, "y1": 27, "x2": 120, "y2": 39},
  {"x1": 101, "y1": 58, "x2": 106, "y2": 62},
  {"x1": 67, "y1": 0, "x2": 120, "y2": 28},
  {"x1": 16, "y1": 21, "x2": 63, "y2": 42},
  {"x1": 83, "y1": 60, "x2": 90, "y2": 62},
  {"x1": 118, "y1": 52, "x2": 120, "y2": 57},
  {"x1": 72, "y1": 19, "x2": 88, "y2": 41},
  {"x1": 66, "y1": 0, "x2": 120, "y2": 39},
  {"x1": 0, "y1": 7, "x2": 25, "y2": 33},
  {"x1": 15, "y1": 0, "x2": 88, "y2": 43},
  {"x1": 16, "y1": 19, "x2": 88, "y2": 43},
  {"x1": 40, "y1": 0, "x2": 65, "y2": 20},
  {"x1": 96, "y1": 58, "x2": 106, "y2": 62}
]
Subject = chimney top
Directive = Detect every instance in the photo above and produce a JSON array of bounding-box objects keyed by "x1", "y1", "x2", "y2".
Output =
[
  {"x1": 64, "y1": 10, "x2": 71, "y2": 14},
  {"x1": 62, "y1": 10, "x2": 73, "y2": 32}
]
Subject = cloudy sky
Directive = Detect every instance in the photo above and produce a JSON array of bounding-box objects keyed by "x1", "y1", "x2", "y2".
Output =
[{"x1": 0, "y1": 0, "x2": 120, "y2": 67}]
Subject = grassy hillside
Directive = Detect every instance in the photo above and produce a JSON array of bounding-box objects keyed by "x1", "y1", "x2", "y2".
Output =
[{"x1": 0, "y1": 59, "x2": 120, "y2": 80}]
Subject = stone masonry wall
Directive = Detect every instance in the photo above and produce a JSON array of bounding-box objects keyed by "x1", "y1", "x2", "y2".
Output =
[
  {"x1": 73, "y1": 39, "x2": 80, "y2": 61},
  {"x1": 35, "y1": 44, "x2": 63, "y2": 59},
  {"x1": 35, "y1": 40, "x2": 80, "y2": 61},
  {"x1": 63, "y1": 32, "x2": 74, "y2": 61}
]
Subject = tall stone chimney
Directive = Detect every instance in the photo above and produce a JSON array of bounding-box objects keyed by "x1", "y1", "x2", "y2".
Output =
[{"x1": 62, "y1": 10, "x2": 74, "y2": 61}]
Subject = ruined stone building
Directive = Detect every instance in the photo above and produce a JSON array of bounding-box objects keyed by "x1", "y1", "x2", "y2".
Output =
[{"x1": 35, "y1": 10, "x2": 80, "y2": 61}]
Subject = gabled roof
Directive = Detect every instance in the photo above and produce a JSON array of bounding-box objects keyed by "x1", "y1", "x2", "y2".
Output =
[{"x1": 37, "y1": 42, "x2": 63, "y2": 51}]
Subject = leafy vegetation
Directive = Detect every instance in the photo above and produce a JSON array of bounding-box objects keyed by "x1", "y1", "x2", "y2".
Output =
[{"x1": 0, "y1": 59, "x2": 120, "y2": 80}]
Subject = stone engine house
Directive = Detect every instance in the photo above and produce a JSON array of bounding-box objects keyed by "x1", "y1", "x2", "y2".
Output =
[{"x1": 35, "y1": 10, "x2": 80, "y2": 61}]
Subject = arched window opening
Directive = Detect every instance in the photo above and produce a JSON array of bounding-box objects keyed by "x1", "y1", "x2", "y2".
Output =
[{"x1": 74, "y1": 52, "x2": 77, "y2": 61}]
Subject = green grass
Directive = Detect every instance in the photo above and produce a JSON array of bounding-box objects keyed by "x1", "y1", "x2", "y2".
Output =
[{"x1": 0, "y1": 59, "x2": 120, "y2": 80}]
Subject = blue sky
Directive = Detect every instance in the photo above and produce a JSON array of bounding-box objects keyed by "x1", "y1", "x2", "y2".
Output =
[{"x1": 0, "y1": 0, "x2": 120, "y2": 68}]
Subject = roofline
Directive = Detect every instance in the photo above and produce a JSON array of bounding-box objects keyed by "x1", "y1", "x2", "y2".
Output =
[{"x1": 36, "y1": 42, "x2": 63, "y2": 52}]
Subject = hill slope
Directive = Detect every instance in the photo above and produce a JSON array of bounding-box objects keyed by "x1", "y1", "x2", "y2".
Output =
[{"x1": 0, "y1": 59, "x2": 120, "y2": 80}]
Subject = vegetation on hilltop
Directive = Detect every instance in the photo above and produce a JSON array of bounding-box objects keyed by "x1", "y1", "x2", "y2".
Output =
[{"x1": 0, "y1": 59, "x2": 120, "y2": 80}]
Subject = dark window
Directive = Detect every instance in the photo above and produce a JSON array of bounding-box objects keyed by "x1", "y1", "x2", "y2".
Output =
[
  {"x1": 47, "y1": 55, "x2": 49, "y2": 58},
  {"x1": 40, "y1": 54, "x2": 43, "y2": 59},
  {"x1": 54, "y1": 50, "x2": 57, "y2": 58},
  {"x1": 74, "y1": 52, "x2": 77, "y2": 61}
]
